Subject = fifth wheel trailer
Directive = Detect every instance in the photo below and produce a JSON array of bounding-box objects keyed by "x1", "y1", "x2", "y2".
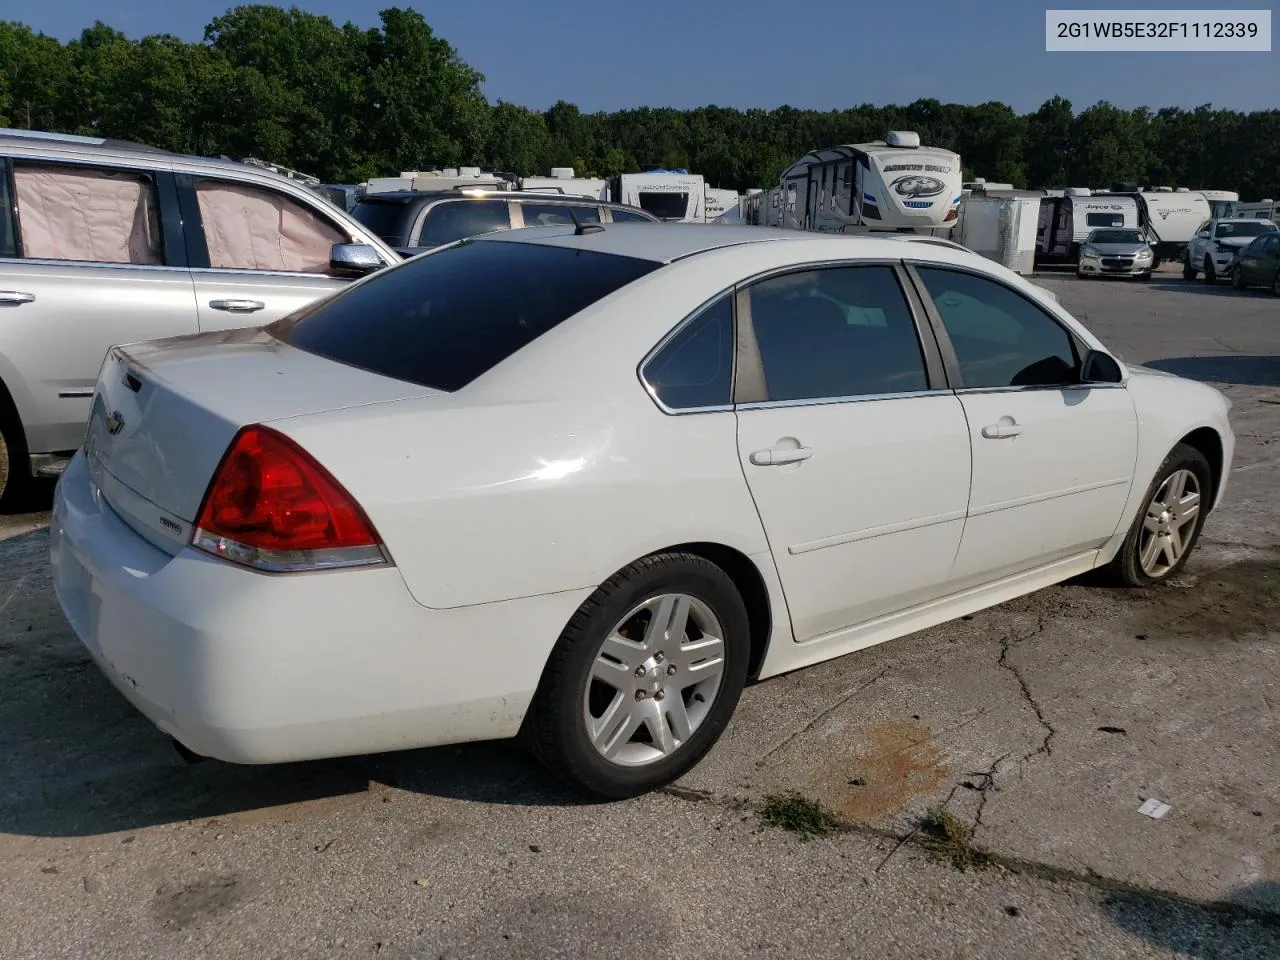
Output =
[{"x1": 774, "y1": 131, "x2": 963, "y2": 234}]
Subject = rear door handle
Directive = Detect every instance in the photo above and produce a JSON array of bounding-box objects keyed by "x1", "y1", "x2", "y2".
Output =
[
  {"x1": 750, "y1": 446, "x2": 813, "y2": 466},
  {"x1": 981, "y1": 420, "x2": 1023, "y2": 439},
  {"x1": 0, "y1": 291, "x2": 36, "y2": 306},
  {"x1": 209, "y1": 299, "x2": 266, "y2": 313}
]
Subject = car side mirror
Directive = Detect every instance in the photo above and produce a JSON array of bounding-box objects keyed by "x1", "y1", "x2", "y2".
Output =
[
  {"x1": 1080, "y1": 349, "x2": 1124, "y2": 385},
  {"x1": 330, "y1": 243, "x2": 384, "y2": 278}
]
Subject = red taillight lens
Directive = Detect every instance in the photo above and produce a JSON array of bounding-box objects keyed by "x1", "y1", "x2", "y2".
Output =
[
  {"x1": 944, "y1": 209, "x2": 958, "y2": 222},
  {"x1": 192, "y1": 425, "x2": 386, "y2": 572}
]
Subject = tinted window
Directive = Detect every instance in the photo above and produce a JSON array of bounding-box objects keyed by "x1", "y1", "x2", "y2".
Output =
[
  {"x1": 518, "y1": 202, "x2": 600, "y2": 227},
  {"x1": 637, "y1": 192, "x2": 689, "y2": 220},
  {"x1": 916, "y1": 268, "x2": 1078, "y2": 389},
  {"x1": 270, "y1": 240, "x2": 660, "y2": 392},
  {"x1": 643, "y1": 296, "x2": 733, "y2": 410},
  {"x1": 0, "y1": 169, "x2": 16, "y2": 258},
  {"x1": 747, "y1": 266, "x2": 928, "y2": 402},
  {"x1": 417, "y1": 199, "x2": 510, "y2": 247},
  {"x1": 352, "y1": 198, "x2": 413, "y2": 246},
  {"x1": 609, "y1": 208, "x2": 653, "y2": 223}
]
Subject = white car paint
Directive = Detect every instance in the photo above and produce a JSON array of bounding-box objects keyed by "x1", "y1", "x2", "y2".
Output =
[
  {"x1": 49, "y1": 224, "x2": 1234, "y2": 768},
  {"x1": 1186, "y1": 217, "x2": 1280, "y2": 278}
]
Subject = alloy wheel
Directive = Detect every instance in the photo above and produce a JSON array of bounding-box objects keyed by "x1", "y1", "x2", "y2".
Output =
[{"x1": 1138, "y1": 468, "x2": 1201, "y2": 578}]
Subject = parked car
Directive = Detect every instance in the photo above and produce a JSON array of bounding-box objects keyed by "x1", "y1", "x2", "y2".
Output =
[
  {"x1": 1231, "y1": 230, "x2": 1280, "y2": 295},
  {"x1": 1075, "y1": 227, "x2": 1154, "y2": 280},
  {"x1": 51, "y1": 224, "x2": 1234, "y2": 798},
  {"x1": 351, "y1": 188, "x2": 659, "y2": 257},
  {"x1": 1183, "y1": 217, "x2": 1279, "y2": 282},
  {"x1": 0, "y1": 128, "x2": 395, "y2": 506}
]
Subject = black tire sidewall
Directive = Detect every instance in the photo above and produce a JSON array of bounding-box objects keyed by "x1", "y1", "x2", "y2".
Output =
[
  {"x1": 1116, "y1": 444, "x2": 1212, "y2": 586},
  {"x1": 527, "y1": 554, "x2": 751, "y2": 799}
]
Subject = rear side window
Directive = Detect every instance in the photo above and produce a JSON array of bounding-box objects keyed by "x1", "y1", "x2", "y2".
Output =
[
  {"x1": 642, "y1": 295, "x2": 734, "y2": 410},
  {"x1": 12, "y1": 163, "x2": 163, "y2": 265},
  {"x1": 271, "y1": 240, "x2": 660, "y2": 392},
  {"x1": 518, "y1": 202, "x2": 600, "y2": 227},
  {"x1": 418, "y1": 199, "x2": 510, "y2": 247},
  {"x1": 352, "y1": 198, "x2": 413, "y2": 246}
]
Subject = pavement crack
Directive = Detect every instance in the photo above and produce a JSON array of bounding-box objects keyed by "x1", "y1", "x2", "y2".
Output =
[
  {"x1": 757, "y1": 667, "x2": 890, "y2": 765},
  {"x1": 997, "y1": 619, "x2": 1056, "y2": 763}
]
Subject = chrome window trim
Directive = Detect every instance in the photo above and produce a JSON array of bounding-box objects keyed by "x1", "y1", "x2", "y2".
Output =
[
  {"x1": 0, "y1": 256, "x2": 191, "y2": 274},
  {"x1": 952, "y1": 382, "x2": 1127, "y2": 396},
  {"x1": 188, "y1": 265, "x2": 345, "y2": 281},
  {"x1": 736, "y1": 388, "x2": 955, "y2": 412}
]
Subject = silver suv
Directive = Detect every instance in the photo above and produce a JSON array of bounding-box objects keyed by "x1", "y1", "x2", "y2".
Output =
[{"x1": 0, "y1": 129, "x2": 395, "y2": 505}]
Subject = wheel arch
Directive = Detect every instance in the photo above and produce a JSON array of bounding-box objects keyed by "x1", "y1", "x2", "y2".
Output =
[{"x1": 1176, "y1": 426, "x2": 1224, "y2": 507}]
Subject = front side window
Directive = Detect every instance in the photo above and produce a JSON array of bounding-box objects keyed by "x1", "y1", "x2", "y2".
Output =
[
  {"x1": 915, "y1": 267, "x2": 1079, "y2": 389},
  {"x1": 642, "y1": 295, "x2": 733, "y2": 410},
  {"x1": 609, "y1": 208, "x2": 652, "y2": 223},
  {"x1": 747, "y1": 266, "x2": 928, "y2": 403},
  {"x1": 196, "y1": 178, "x2": 347, "y2": 273},
  {"x1": 270, "y1": 239, "x2": 660, "y2": 392},
  {"x1": 518, "y1": 202, "x2": 600, "y2": 227},
  {"x1": 12, "y1": 163, "x2": 162, "y2": 265},
  {"x1": 417, "y1": 199, "x2": 511, "y2": 247}
]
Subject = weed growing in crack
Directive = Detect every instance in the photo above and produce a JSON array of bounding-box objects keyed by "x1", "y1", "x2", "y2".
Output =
[
  {"x1": 919, "y1": 806, "x2": 992, "y2": 871},
  {"x1": 759, "y1": 791, "x2": 840, "y2": 839}
]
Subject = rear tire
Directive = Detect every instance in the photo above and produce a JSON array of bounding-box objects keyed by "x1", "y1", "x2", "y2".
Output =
[
  {"x1": 1202, "y1": 256, "x2": 1216, "y2": 284},
  {"x1": 521, "y1": 552, "x2": 751, "y2": 799},
  {"x1": 1182, "y1": 260, "x2": 1196, "y2": 280},
  {"x1": 0, "y1": 414, "x2": 31, "y2": 512},
  {"x1": 1101, "y1": 443, "x2": 1212, "y2": 587}
]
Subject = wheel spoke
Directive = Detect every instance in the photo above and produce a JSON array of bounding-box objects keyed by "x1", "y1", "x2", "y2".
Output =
[
  {"x1": 1171, "y1": 492, "x2": 1200, "y2": 528},
  {"x1": 591, "y1": 693, "x2": 640, "y2": 759},
  {"x1": 1166, "y1": 471, "x2": 1187, "y2": 501},
  {"x1": 597, "y1": 632, "x2": 644, "y2": 675},
  {"x1": 673, "y1": 634, "x2": 725, "y2": 681},
  {"x1": 664, "y1": 694, "x2": 693, "y2": 743},
  {"x1": 1160, "y1": 534, "x2": 1180, "y2": 569},
  {"x1": 1140, "y1": 534, "x2": 1162, "y2": 572},
  {"x1": 644, "y1": 594, "x2": 692, "y2": 649},
  {"x1": 644, "y1": 704, "x2": 676, "y2": 756}
]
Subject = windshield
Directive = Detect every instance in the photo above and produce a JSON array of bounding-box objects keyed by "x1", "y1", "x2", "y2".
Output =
[
  {"x1": 268, "y1": 239, "x2": 660, "y2": 392},
  {"x1": 351, "y1": 198, "x2": 411, "y2": 247},
  {"x1": 1215, "y1": 221, "x2": 1277, "y2": 239},
  {"x1": 636, "y1": 192, "x2": 690, "y2": 220},
  {"x1": 1089, "y1": 229, "x2": 1142, "y2": 244}
]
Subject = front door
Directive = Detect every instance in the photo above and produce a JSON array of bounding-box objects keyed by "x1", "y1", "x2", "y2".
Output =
[
  {"x1": 911, "y1": 265, "x2": 1138, "y2": 585},
  {"x1": 733, "y1": 264, "x2": 972, "y2": 642}
]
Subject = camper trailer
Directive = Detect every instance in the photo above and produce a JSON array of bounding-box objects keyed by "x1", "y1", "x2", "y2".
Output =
[
  {"x1": 1090, "y1": 189, "x2": 1212, "y2": 263},
  {"x1": 1037, "y1": 191, "x2": 1141, "y2": 261},
  {"x1": 611, "y1": 170, "x2": 707, "y2": 221},
  {"x1": 704, "y1": 186, "x2": 741, "y2": 222},
  {"x1": 955, "y1": 194, "x2": 1040, "y2": 274},
  {"x1": 1235, "y1": 199, "x2": 1278, "y2": 222},
  {"x1": 519, "y1": 167, "x2": 611, "y2": 201},
  {"x1": 365, "y1": 168, "x2": 515, "y2": 195},
  {"x1": 1199, "y1": 190, "x2": 1238, "y2": 219},
  {"x1": 774, "y1": 132, "x2": 963, "y2": 234}
]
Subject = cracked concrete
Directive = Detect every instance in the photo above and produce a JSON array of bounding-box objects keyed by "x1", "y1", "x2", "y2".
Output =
[{"x1": 1, "y1": 268, "x2": 1278, "y2": 957}]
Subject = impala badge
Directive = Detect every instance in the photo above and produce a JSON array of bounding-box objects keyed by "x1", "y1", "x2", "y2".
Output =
[{"x1": 105, "y1": 411, "x2": 125, "y2": 435}]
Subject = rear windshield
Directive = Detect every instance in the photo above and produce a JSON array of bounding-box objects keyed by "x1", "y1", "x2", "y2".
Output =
[
  {"x1": 352, "y1": 198, "x2": 412, "y2": 247},
  {"x1": 268, "y1": 239, "x2": 660, "y2": 392}
]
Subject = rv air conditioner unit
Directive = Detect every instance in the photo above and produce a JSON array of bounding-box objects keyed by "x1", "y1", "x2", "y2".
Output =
[
  {"x1": 885, "y1": 131, "x2": 921, "y2": 148},
  {"x1": 550, "y1": 167, "x2": 576, "y2": 179}
]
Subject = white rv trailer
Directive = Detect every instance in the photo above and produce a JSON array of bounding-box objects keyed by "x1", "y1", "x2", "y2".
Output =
[
  {"x1": 365, "y1": 168, "x2": 514, "y2": 194},
  {"x1": 954, "y1": 194, "x2": 1040, "y2": 274},
  {"x1": 1124, "y1": 191, "x2": 1212, "y2": 263},
  {"x1": 1234, "y1": 199, "x2": 1277, "y2": 222},
  {"x1": 1199, "y1": 190, "x2": 1239, "y2": 219},
  {"x1": 704, "y1": 186, "x2": 740, "y2": 222},
  {"x1": 519, "y1": 167, "x2": 611, "y2": 201},
  {"x1": 610, "y1": 170, "x2": 707, "y2": 221},
  {"x1": 775, "y1": 132, "x2": 962, "y2": 234},
  {"x1": 1036, "y1": 193, "x2": 1140, "y2": 260}
]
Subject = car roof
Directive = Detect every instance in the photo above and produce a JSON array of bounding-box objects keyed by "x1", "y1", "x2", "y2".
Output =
[
  {"x1": 477, "y1": 222, "x2": 883, "y2": 264},
  {"x1": 359, "y1": 190, "x2": 635, "y2": 205}
]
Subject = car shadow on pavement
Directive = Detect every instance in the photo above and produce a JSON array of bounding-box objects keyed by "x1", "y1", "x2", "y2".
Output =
[
  {"x1": 1145, "y1": 279, "x2": 1267, "y2": 297},
  {"x1": 1105, "y1": 882, "x2": 1280, "y2": 957},
  {"x1": 1143, "y1": 355, "x2": 1280, "y2": 387}
]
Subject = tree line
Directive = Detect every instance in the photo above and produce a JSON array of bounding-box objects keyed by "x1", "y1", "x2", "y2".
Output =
[{"x1": 2, "y1": 6, "x2": 1277, "y2": 199}]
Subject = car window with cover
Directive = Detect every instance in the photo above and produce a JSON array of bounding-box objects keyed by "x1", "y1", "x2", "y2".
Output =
[
  {"x1": 518, "y1": 202, "x2": 601, "y2": 227},
  {"x1": 270, "y1": 240, "x2": 660, "y2": 392},
  {"x1": 11, "y1": 163, "x2": 163, "y2": 265},
  {"x1": 417, "y1": 199, "x2": 511, "y2": 247},
  {"x1": 643, "y1": 295, "x2": 734, "y2": 410},
  {"x1": 915, "y1": 267, "x2": 1079, "y2": 389},
  {"x1": 195, "y1": 178, "x2": 348, "y2": 273},
  {"x1": 746, "y1": 266, "x2": 929, "y2": 403}
]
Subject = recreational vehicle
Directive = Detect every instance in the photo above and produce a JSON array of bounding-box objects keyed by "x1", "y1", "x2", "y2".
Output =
[
  {"x1": 610, "y1": 170, "x2": 706, "y2": 221},
  {"x1": 1199, "y1": 190, "x2": 1239, "y2": 219},
  {"x1": 1036, "y1": 192, "x2": 1141, "y2": 261},
  {"x1": 365, "y1": 168, "x2": 515, "y2": 195},
  {"x1": 775, "y1": 131, "x2": 963, "y2": 234},
  {"x1": 1235, "y1": 200, "x2": 1278, "y2": 222},
  {"x1": 704, "y1": 186, "x2": 741, "y2": 221},
  {"x1": 519, "y1": 168, "x2": 611, "y2": 201},
  {"x1": 954, "y1": 194, "x2": 1040, "y2": 274}
]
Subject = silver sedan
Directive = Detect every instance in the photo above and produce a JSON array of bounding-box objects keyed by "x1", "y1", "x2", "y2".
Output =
[{"x1": 1077, "y1": 228, "x2": 1155, "y2": 280}]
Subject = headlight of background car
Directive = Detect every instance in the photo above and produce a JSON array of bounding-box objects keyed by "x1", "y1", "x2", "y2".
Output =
[
  {"x1": 1136, "y1": 248, "x2": 1153, "y2": 260},
  {"x1": 1082, "y1": 246, "x2": 1099, "y2": 259}
]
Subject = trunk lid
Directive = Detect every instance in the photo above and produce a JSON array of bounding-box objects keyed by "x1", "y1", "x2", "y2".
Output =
[{"x1": 84, "y1": 326, "x2": 437, "y2": 554}]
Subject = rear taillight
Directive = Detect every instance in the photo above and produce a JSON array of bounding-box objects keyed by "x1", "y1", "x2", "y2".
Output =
[
  {"x1": 944, "y1": 209, "x2": 958, "y2": 222},
  {"x1": 192, "y1": 425, "x2": 388, "y2": 573}
]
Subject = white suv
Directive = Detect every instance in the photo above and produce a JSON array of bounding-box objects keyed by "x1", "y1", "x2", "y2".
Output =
[
  {"x1": 0, "y1": 129, "x2": 396, "y2": 506},
  {"x1": 1183, "y1": 217, "x2": 1280, "y2": 283}
]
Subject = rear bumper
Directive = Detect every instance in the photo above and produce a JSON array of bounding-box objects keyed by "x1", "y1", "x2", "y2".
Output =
[{"x1": 50, "y1": 451, "x2": 590, "y2": 764}]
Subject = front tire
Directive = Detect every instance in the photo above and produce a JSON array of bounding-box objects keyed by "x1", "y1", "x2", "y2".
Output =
[
  {"x1": 0, "y1": 416, "x2": 30, "y2": 512},
  {"x1": 1233, "y1": 268, "x2": 1247, "y2": 291},
  {"x1": 522, "y1": 552, "x2": 751, "y2": 799},
  {"x1": 1182, "y1": 259, "x2": 1196, "y2": 280},
  {"x1": 1102, "y1": 443, "x2": 1211, "y2": 587},
  {"x1": 1202, "y1": 256, "x2": 1216, "y2": 284}
]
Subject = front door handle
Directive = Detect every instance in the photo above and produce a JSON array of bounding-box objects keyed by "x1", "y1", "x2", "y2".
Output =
[
  {"x1": 0, "y1": 291, "x2": 36, "y2": 306},
  {"x1": 209, "y1": 299, "x2": 266, "y2": 313},
  {"x1": 750, "y1": 446, "x2": 813, "y2": 466},
  {"x1": 981, "y1": 418, "x2": 1023, "y2": 439}
]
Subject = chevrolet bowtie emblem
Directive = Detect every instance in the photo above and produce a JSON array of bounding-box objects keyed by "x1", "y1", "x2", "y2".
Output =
[{"x1": 105, "y1": 411, "x2": 125, "y2": 435}]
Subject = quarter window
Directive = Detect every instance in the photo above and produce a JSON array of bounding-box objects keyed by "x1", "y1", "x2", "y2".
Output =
[
  {"x1": 418, "y1": 199, "x2": 511, "y2": 247},
  {"x1": 195, "y1": 179, "x2": 347, "y2": 273},
  {"x1": 12, "y1": 163, "x2": 163, "y2": 265},
  {"x1": 915, "y1": 267, "x2": 1079, "y2": 389},
  {"x1": 747, "y1": 266, "x2": 929, "y2": 403},
  {"x1": 518, "y1": 202, "x2": 600, "y2": 227},
  {"x1": 643, "y1": 295, "x2": 734, "y2": 410}
]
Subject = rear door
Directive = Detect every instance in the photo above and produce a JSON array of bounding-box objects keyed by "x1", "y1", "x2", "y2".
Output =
[
  {"x1": 179, "y1": 173, "x2": 359, "y2": 331},
  {"x1": 910, "y1": 264, "x2": 1138, "y2": 585},
  {"x1": 0, "y1": 155, "x2": 196, "y2": 456},
  {"x1": 732, "y1": 263, "x2": 972, "y2": 642}
]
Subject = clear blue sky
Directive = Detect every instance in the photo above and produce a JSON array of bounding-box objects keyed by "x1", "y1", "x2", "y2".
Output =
[{"x1": 15, "y1": 0, "x2": 1278, "y2": 114}]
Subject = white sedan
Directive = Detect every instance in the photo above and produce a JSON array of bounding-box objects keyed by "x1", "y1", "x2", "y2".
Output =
[{"x1": 50, "y1": 224, "x2": 1234, "y2": 798}]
